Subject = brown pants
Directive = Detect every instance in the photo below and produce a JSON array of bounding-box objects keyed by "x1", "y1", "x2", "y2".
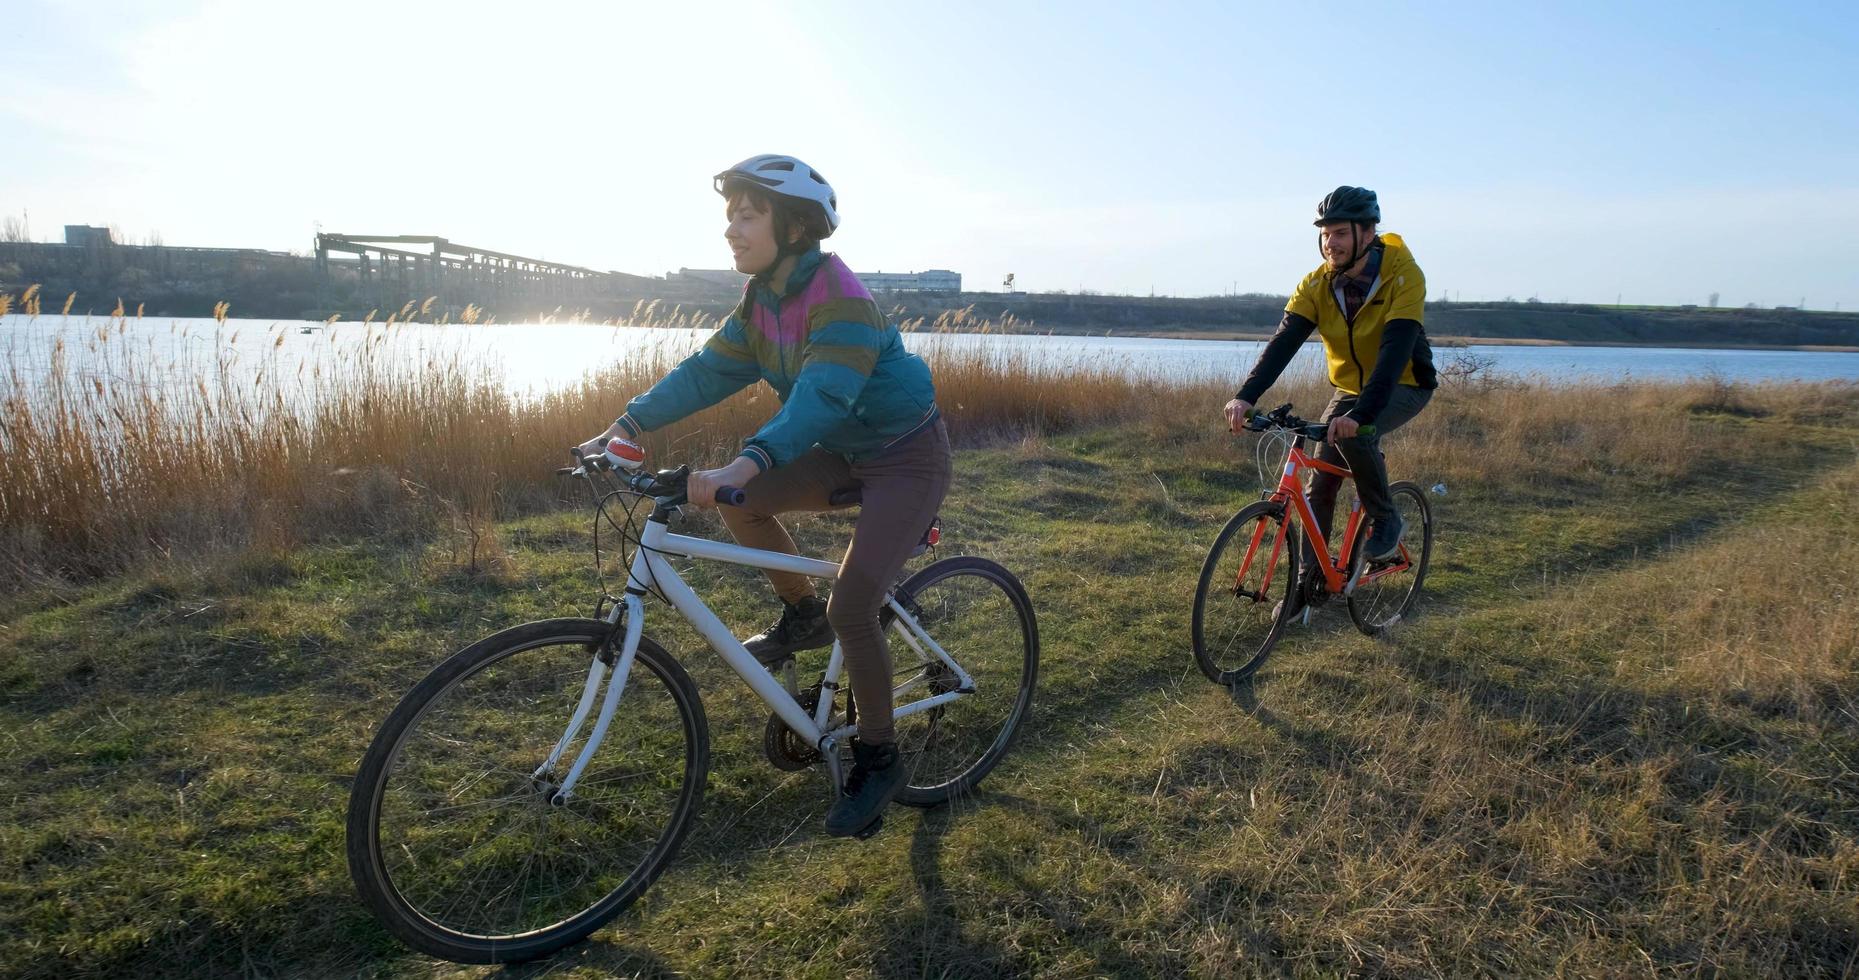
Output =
[{"x1": 720, "y1": 420, "x2": 952, "y2": 744}]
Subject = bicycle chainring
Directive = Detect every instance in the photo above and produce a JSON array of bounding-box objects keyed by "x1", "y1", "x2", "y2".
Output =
[{"x1": 763, "y1": 684, "x2": 826, "y2": 772}]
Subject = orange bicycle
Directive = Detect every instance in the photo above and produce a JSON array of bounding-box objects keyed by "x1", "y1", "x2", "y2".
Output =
[{"x1": 1191, "y1": 403, "x2": 1433, "y2": 685}]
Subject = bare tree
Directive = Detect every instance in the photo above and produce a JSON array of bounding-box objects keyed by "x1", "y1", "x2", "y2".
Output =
[{"x1": 1, "y1": 212, "x2": 29, "y2": 242}]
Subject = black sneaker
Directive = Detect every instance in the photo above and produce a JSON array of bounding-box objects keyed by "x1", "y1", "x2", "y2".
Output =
[
  {"x1": 1364, "y1": 514, "x2": 1406, "y2": 562},
  {"x1": 744, "y1": 595, "x2": 834, "y2": 666},
  {"x1": 1272, "y1": 573, "x2": 1317, "y2": 623},
  {"x1": 824, "y1": 738, "x2": 904, "y2": 838}
]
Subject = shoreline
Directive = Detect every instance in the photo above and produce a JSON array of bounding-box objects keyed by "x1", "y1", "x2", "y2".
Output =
[
  {"x1": 1123, "y1": 327, "x2": 1859, "y2": 353},
  {"x1": 6, "y1": 312, "x2": 1857, "y2": 354}
]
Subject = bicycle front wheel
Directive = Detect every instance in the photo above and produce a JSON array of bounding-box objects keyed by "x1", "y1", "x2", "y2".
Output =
[
  {"x1": 885, "y1": 556, "x2": 1039, "y2": 807},
  {"x1": 1347, "y1": 481, "x2": 1433, "y2": 636},
  {"x1": 1192, "y1": 501, "x2": 1299, "y2": 685},
  {"x1": 346, "y1": 619, "x2": 708, "y2": 964}
]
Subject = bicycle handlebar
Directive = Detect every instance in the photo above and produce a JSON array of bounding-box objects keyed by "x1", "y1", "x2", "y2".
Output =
[
  {"x1": 568, "y1": 449, "x2": 745, "y2": 506},
  {"x1": 1243, "y1": 403, "x2": 1376, "y2": 440}
]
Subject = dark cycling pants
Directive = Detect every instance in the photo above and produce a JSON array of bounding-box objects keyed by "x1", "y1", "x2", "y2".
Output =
[
  {"x1": 1305, "y1": 384, "x2": 1432, "y2": 571},
  {"x1": 719, "y1": 419, "x2": 952, "y2": 746}
]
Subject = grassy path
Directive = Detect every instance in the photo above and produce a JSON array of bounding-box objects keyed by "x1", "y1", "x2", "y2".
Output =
[{"x1": 3, "y1": 400, "x2": 1857, "y2": 977}]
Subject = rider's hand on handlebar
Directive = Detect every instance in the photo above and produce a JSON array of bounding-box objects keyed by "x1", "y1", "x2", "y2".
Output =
[
  {"x1": 687, "y1": 456, "x2": 758, "y2": 510},
  {"x1": 576, "y1": 425, "x2": 623, "y2": 463},
  {"x1": 1224, "y1": 398, "x2": 1253, "y2": 433},
  {"x1": 1326, "y1": 415, "x2": 1360, "y2": 444}
]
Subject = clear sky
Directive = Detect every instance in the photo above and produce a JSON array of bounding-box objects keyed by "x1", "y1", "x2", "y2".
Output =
[{"x1": 5, "y1": 0, "x2": 1855, "y2": 308}]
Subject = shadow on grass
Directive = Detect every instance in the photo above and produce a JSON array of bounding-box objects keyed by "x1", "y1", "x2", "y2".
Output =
[
  {"x1": 873, "y1": 799, "x2": 1018, "y2": 978},
  {"x1": 485, "y1": 937, "x2": 681, "y2": 978},
  {"x1": 871, "y1": 789, "x2": 1216, "y2": 979},
  {"x1": 51, "y1": 867, "x2": 687, "y2": 980}
]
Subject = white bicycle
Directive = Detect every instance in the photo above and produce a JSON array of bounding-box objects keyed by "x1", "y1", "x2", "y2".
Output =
[{"x1": 345, "y1": 449, "x2": 1039, "y2": 964}]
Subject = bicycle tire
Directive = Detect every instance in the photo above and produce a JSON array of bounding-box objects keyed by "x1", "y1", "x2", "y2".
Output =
[
  {"x1": 885, "y1": 556, "x2": 1039, "y2": 807},
  {"x1": 1346, "y1": 481, "x2": 1433, "y2": 636},
  {"x1": 347, "y1": 618, "x2": 708, "y2": 964},
  {"x1": 1191, "y1": 500, "x2": 1299, "y2": 685}
]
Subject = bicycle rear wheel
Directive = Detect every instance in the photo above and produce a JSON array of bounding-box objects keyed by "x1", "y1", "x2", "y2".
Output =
[
  {"x1": 1192, "y1": 501, "x2": 1299, "y2": 684},
  {"x1": 346, "y1": 619, "x2": 708, "y2": 964},
  {"x1": 1347, "y1": 481, "x2": 1433, "y2": 636},
  {"x1": 885, "y1": 556, "x2": 1039, "y2": 807}
]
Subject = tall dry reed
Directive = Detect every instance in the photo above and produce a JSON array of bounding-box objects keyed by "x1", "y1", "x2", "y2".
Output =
[
  {"x1": 3, "y1": 303, "x2": 1854, "y2": 589},
  {"x1": 0, "y1": 307, "x2": 1153, "y2": 586}
]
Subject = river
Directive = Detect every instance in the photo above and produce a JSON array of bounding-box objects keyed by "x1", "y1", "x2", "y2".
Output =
[{"x1": 4, "y1": 316, "x2": 1856, "y2": 399}]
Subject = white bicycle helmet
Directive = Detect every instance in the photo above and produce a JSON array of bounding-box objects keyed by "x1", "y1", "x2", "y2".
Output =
[{"x1": 713, "y1": 154, "x2": 840, "y2": 235}]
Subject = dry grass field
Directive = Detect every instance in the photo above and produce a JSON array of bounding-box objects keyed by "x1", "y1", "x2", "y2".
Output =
[{"x1": 3, "y1": 306, "x2": 1856, "y2": 976}]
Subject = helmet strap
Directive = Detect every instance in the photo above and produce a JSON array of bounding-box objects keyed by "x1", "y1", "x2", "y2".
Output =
[{"x1": 1344, "y1": 224, "x2": 1368, "y2": 273}]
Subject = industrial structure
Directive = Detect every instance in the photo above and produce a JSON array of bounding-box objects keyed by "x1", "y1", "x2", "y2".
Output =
[
  {"x1": 0, "y1": 227, "x2": 962, "y2": 320},
  {"x1": 0, "y1": 226, "x2": 304, "y2": 291},
  {"x1": 312, "y1": 234, "x2": 666, "y2": 306}
]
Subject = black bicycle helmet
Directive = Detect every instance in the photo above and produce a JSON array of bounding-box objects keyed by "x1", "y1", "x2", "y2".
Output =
[{"x1": 1314, "y1": 186, "x2": 1380, "y2": 226}]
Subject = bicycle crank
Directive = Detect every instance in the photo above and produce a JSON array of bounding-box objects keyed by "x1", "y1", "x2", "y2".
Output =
[{"x1": 763, "y1": 685, "x2": 826, "y2": 771}]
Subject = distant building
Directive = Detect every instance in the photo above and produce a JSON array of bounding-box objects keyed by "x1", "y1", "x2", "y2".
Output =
[
  {"x1": 64, "y1": 225, "x2": 113, "y2": 247},
  {"x1": 669, "y1": 265, "x2": 962, "y2": 294},
  {"x1": 862, "y1": 269, "x2": 961, "y2": 293},
  {"x1": 669, "y1": 267, "x2": 750, "y2": 289}
]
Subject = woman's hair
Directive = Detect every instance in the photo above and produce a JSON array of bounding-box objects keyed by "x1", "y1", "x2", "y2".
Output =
[{"x1": 723, "y1": 179, "x2": 833, "y2": 255}]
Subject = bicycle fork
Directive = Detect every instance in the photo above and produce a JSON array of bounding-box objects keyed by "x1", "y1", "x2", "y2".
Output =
[{"x1": 534, "y1": 593, "x2": 647, "y2": 805}]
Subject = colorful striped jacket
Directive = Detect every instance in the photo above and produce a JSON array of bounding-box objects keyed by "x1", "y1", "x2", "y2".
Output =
[{"x1": 616, "y1": 248, "x2": 940, "y2": 472}]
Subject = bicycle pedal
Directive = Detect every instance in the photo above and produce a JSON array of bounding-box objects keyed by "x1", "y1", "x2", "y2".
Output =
[{"x1": 851, "y1": 815, "x2": 885, "y2": 840}]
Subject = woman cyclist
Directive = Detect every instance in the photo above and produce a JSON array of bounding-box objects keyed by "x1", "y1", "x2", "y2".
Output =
[{"x1": 577, "y1": 154, "x2": 949, "y2": 839}]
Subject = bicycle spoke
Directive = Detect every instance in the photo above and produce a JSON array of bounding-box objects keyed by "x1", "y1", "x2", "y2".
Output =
[
  {"x1": 1193, "y1": 505, "x2": 1294, "y2": 683},
  {"x1": 351, "y1": 625, "x2": 705, "y2": 958},
  {"x1": 889, "y1": 558, "x2": 1037, "y2": 806},
  {"x1": 1347, "y1": 483, "x2": 1431, "y2": 636}
]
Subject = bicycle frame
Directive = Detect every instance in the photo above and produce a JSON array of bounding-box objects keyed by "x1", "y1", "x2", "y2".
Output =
[
  {"x1": 1242, "y1": 434, "x2": 1414, "y2": 600},
  {"x1": 539, "y1": 503, "x2": 974, "y2": 803}
]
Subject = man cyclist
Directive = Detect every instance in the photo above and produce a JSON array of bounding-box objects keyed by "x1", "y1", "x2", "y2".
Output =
[{"x1": 1223, "y1": 186, "x2": 1437, "y2": 617}]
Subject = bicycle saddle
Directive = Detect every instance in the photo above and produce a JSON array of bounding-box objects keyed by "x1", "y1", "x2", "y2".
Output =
[{"x1": 825, "y1": 486, "x2": 939, "y2": 556}]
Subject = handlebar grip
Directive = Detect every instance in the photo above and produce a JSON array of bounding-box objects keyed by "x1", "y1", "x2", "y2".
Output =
[
  {"x1": 715, "y1": 487, "x2": 746, "y2": 507},
  {"x1": 1358, "y1": 424, "x2": 1377, "y2": 437},
  {"x1": 567, "y1": 447, "x2": 604, "y2": 473}
]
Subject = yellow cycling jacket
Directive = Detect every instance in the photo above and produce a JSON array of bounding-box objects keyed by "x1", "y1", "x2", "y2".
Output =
[{"x1": 1285, "y1": 231, "x2": 1427, "y2": 394}]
